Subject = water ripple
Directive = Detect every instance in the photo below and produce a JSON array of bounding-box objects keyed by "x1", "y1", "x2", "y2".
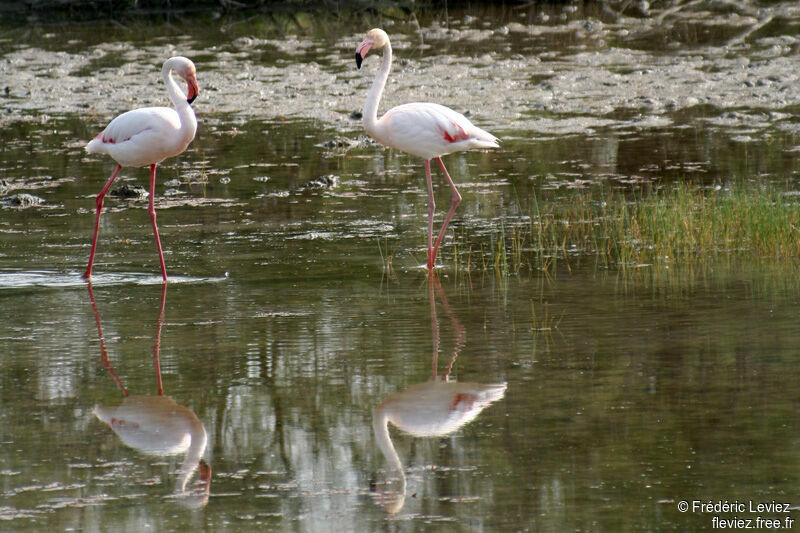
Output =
[{"x1": 0, "y1": 270, "x2": 225, "y2": 289}]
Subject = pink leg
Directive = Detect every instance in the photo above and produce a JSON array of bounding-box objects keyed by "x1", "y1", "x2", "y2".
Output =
[
  {"x1": 84, "y1": 164, "x2": 122, "y2": 280},
  {"x1": 424, "y1": 159, "x2": 436, "y2": 269},
  {"x1": 153, "y1": 282, "x2": 167, "y2": 395},
  {"x1": 430, "y1": 157, "x2": 462, "y2": 269},
  {"x1": 87, "y1": 282, "x2": 129, "y2": 396},
  {"x1": 148, "y1": 164, "x2": 168, "y2": 282},
  {"x1": 429, "y1": 271, "x2": 439, "y2": 379},
  {"x1": 431, "y1": 272, "x2": 464, "y2": 379}
]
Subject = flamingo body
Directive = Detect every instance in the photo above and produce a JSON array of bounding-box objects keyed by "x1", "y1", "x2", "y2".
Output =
[
  {"x1": 86, "y1": 106, "x2": 195, "y2": 168},
  {"x1": 93, "y1": 389, "x2": 210, "y2": 504},
  {"x1": 372, "y1": 380, "x2": 507, "y2": 515},
  {"x1": 376, "y1": 381, "x2": 507, "y2": 438},
  {"x1": 371, "y1": 102, "x2": 498, "y2": 160},
  {"x1": 83, "y1": 56, "x2": 199, "y2": 281},
  {"x1": 94, "y1": 395, "x2": 204, "y2": 456},
  {"x1": 356, "y1": 28, "x2": 498, "y2": 269}
]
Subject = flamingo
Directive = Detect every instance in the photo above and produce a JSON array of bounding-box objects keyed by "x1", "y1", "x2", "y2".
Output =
[
  {"x1": 355, "y1": 28, "x2": 499, "y2": 270},
  {"x1": 371, "y1": 274, "x2": 507, "y2": 513},
  {"x1": 88, "y1": 282, "x2": 211, "y2": 508},
  {"x1": 83, "y1": 56, "x2": 200, "y2": 282}
]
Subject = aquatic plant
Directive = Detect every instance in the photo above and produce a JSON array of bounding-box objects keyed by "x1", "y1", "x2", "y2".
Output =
[
  {"x1": 377, "y1": 236, "x2": 395, "y2": 274},
  {"x1": 448, "y1": 181, "x2": 800, "y2": 273}
]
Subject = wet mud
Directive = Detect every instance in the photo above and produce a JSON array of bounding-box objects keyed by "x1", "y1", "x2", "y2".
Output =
[
  {"x1": 294, "y1": 173, "x2": 339, "y2": 192},
  {"x1": 1, "y1": 1, "x2": 799, "y2": 143},
  {"x1": 0, "y1": 192, "x2": 44, "y2": 207}
]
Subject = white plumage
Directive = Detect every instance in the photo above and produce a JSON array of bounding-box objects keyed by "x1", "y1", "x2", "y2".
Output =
[
  {"x1": 86, "y1": 106, "x2": 190, "y2": 167},
  {"x1": 374, "y1": 102, "x2": 498, "y2": 160}
]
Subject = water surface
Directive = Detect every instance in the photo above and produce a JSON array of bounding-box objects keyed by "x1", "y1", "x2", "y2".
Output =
[{"x1": 1, "y1": 3, "x2": 800, "y2": 531}]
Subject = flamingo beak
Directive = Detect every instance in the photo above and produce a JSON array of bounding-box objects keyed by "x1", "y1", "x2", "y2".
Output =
[
  {"x1": 185, "y1": 72, "x2": 199, "y2": 104},
  {"x1": 355, "y1": 39, "x2": 372, "y2": 70},
  {"x1": 198, "y1": 460, "x2": 211, "y2": 482}
]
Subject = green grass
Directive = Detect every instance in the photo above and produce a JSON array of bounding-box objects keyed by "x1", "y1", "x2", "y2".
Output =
[{"x1": 449, "y1": 181, "x2": 800, "y2": 274}]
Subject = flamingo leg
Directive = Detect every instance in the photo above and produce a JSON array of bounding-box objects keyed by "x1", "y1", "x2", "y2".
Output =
[
  {"x1": 148, "y1": 164, "x2": 168, "y2": 282},
  {"x1": 84, "y1": 164, "x2": 122, "y2": 280},
  {"x1": 430, "y1": 157, "x2": 462, "y2": 269},
  {"x1": 87, "y1": 282, "x2": 129, "y2": 397},
  {"x1": 424, "y1": 159, "x2": 436, "y2": 269},
  {"x1": 432, "y1": 272, "x2": 465, "y2": 379},
  {"x1": 153, "y1": 282, "x2": 167, "y2": 395},
  {"x1": 429, "y1": 271, "x2": 439, "y2": 379}
]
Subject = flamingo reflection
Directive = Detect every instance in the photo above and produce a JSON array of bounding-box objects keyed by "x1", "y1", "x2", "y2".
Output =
[
  {"x1": 372, "y1": 275, "x2": 506, "y2": 514},
  {"x1": 88, "y1": 283, "x2": 211, "y2": 508}
]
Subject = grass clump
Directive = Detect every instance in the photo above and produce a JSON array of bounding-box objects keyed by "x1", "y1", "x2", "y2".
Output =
[
  {"x1": 604, "y1": 182, "x2": 799, "y2": 261},
  {"x1": 449, "y1": 181, "x2": 800, "y2": 273}
]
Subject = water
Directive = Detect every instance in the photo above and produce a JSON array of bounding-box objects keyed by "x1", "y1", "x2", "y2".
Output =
[{"x1": 2, "y1": 3, "x2": 800, "y2": 531}]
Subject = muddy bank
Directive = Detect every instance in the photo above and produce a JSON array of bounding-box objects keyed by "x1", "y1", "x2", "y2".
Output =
[
  {"x1": 1, "y1": 1, "x2": 799, "y2": 141},
  {"x1": 0, "y1": 0, "x2": 417, "y2": 22}
]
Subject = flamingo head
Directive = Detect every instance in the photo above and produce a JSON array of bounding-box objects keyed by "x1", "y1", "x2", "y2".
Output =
[
  {"x1": 165, "y1": 56, "x2": 200, "y2": 105},
  {"x1": 184, "y1": 70, "x2": 199, "y2": 105},
  {"x1": 355, "y1": 28, "x2": 389, "y2": 70}
]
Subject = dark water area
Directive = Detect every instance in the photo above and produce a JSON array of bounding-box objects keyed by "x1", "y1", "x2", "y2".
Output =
[{"x1": 1, "y1": 2, "x2": 800, "y2": 531}]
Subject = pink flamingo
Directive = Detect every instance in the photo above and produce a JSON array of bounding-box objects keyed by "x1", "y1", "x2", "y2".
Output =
[
  {"x1": 83, "y1": 56, "x2": 200, "y2": 282},
  {"x1": 371, "y1": 274, "x2": 506, "y2": 513},
  {"x1": 88, "y1": 282, "x2": 211, "y2": 508},
  {"x1": 355, "y1": 28, "x2": 499, "y2": 270}
]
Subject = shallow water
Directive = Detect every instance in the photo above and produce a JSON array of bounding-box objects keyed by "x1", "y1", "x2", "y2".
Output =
[{"x1": 1, "y1": 3, "x2": 800, "y2": 531}]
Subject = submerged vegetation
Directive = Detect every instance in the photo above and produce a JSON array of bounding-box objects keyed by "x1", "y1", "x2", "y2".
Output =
[{"x1": 449, "y1": 181, "x2": 800, "y2": 275}]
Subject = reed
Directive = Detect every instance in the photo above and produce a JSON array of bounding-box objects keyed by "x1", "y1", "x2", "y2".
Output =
[
  {"x1": 376, "y1": 236, "x2": 395, "y2": 274},
  {"x1": 450, "y1": 181, "x2": 800, "y2": 273}
]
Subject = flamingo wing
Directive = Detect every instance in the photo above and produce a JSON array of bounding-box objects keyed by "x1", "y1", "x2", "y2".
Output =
[
  {"x1": 86, "y1": 107, "x2": 182, "y2": 167},
  {"x1": 378, "y1": 102, "x2": 498, "y2": 159}
]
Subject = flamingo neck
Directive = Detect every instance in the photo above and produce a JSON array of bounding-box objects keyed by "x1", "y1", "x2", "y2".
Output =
[
  {"x1": 363, "y1": 42, "x2": 392, "y2": 138},
  {"x1": 373, "y1": 407, "x2": 403, "y2": 473},
  {"x1": 162, "y1": 63, "x2": 197, "y2": 144},
  {"x1": 175, "y1": 415, "x2": 208, "y2": 493},
  {"x1": 372, "y1": 406, "x2": 407, "y2": 513}
]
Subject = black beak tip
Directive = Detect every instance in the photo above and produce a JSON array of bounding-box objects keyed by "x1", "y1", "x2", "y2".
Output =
[
  {"x1": 187, "y1": 95, "x2": 197, "y2": 104},
  {"x1": 355, "y1": 53, "x2": 362, "y2": 70}
]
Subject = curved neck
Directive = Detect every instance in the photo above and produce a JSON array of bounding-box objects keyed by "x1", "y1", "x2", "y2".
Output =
[
  {"x1": 162, "y1": 64, "x2": 197, "y2": 141},
  {"x1": 363, "y1": 42, "x2": 392, "y2": 135},
  {"x1": 163, "y1": 63, "x2": 187, "y2": 110},
  {"x1": 373, "y1": 408, "x2": 403, "y2": 473},
  {"x1": 372, "y1": 407, "x2": 407, "y2": 513},
  {"x1": 175, "y1": 416, "x2": 208, "y2": 493}
]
